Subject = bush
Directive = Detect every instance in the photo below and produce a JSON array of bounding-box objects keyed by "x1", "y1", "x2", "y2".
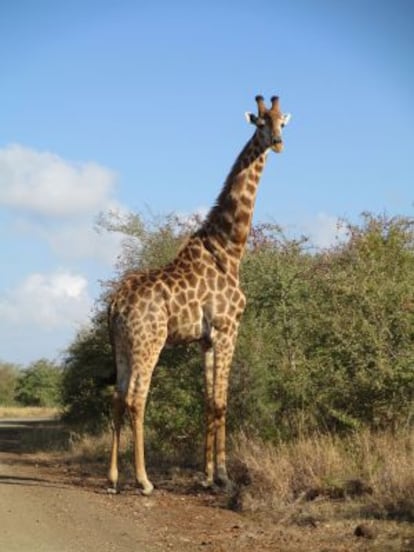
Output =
[
  {"x1": 231, "y1": 215, "x2": 414, "y2": 437},
  {"x1": 62, "y1": 212, "x2": 414, "y2": 450},
  {"x1": 146, "y1": 345, "x2": 204, "y2": 465},
  {"x1": 61, "y1": 314, "x2": 114, "y2": 434}
]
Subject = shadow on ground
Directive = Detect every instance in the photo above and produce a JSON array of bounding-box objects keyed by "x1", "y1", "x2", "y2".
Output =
[{"x1": 0, "y1": 418, "x2": 70, "y2": 453}]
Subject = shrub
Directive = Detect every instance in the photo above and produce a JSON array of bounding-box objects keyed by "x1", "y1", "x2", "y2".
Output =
[
  {"x1": 62, "y1": 212, "x2": 414, "y2": 451},
  {"x1": 61, "y1": 315, "x2": 114, "y2": 433}
]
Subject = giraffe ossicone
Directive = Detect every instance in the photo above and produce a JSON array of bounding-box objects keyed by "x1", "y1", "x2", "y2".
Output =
[{"x1": 107, "y1": 95, "x2": 290, "y2": 495}]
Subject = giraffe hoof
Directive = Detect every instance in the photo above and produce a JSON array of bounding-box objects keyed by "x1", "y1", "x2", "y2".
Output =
[
  {"x1": 138, "y1": 482, "x2": 154, "y2": 496},
  {"x1": 215, "y1": 475, "x2": 235, "y2": 494},
  {"x1": 106, "y1": 486, "x2": 119, "y2": 495},
  {"x1": 199, "y1": 477, "x2": 214, "y2": 490}
]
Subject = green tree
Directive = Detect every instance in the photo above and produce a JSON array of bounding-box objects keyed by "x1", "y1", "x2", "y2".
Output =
[
  {"x1": 305, "y1": 214, "x2": 414, "y2": 430},
  {"x1": 15, "y1": 359, "x2": 62, "y2": 407},
  {"x1": 0, "y1": 361, "x2": 20, "y2": 405}
]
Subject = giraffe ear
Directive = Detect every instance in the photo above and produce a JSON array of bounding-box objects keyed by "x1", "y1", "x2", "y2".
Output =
[
  {"x1": 282, "y1": 113, "x2": 292, "y2": 127},
  {"x1": 245, "y1": 112, "x2": 257, "y2": 125},
  {"x1": 245, "y1": 112, "x2": 265, "y2": 126}
]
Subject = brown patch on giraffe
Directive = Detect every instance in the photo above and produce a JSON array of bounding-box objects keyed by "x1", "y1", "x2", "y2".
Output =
[
  {"x1": 206, "y1": 267, "x2": 217, "y2": 280},
  {"x1": 188, "y1": 300, "x2": 199, "y2": 317},
  {"x1": 191, "y1": 262, "x2": 204, "y2": 276},
  {"x1": 222, "y1": 194, "x2": 237, "y2": 212},
  {"x1": 216, "y1": 274, "x2": 226, "y2": 291},
  {"x1": 198, "y1": 279, "x2": 208, "y2": 297},
  {"x1": 129, "y1": 278, "x2": 140, "y2": 291},
  {"x1": 235, "y1": 210, "x2": 251, "y2": 227},
  {"x1": 186, "y1": 272, "x2": 198, "y2": 288},
  {"x1": 177, "y1": 279, "x2": 186, "y2": 290},
  {"x1": 215, "y1": 294, "x2": 227, "y2": 313},
  {"x1": 246, "y1": 181, "x2": 257, "y2": 195},
  {"x1": 174, "y1": 291, "x2": 186, "y2": 306},
  {"x1": 240, "y1": 194, "x2": 253, "y2": 208}
]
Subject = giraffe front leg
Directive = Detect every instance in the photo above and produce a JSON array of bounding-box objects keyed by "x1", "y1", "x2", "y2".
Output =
[
  {"x1": 202, "y1": 345, "x2": 215, "y2": 488},
  {"x1": 213, "y1": 330, "x2": 237, "y2": 491},
  {"x1": 214, "y1": 386, "x2": 231, "y2": 490}
]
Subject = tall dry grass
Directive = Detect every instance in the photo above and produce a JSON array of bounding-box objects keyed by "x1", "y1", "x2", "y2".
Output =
[
  {"x1": 62, "y1": 424, "x2": 414, "y2": 522},
  {"x1": 230, "y1": 428, "x2": 414, "y2": 520},
  {"x1": 0, "y1": 405, "x2": 60, "y2": 419}
]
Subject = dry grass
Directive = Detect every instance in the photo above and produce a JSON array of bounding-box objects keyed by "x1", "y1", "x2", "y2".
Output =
[
  {"x1": 230, "y1": 428, "x2": 414, "y2": 521},
  {"x1": 0, "y1": 406, "x2": 60, "y2": 419},
  {"x1": 67, "y1": 431, "x2": 114, "y2": 461},
  {"x1": 58, "y1": 424, "x2": 414, "y2": 524}
]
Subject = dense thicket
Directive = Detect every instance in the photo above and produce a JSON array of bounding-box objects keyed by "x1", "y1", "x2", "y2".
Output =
[
  {"x1": 233, "y1": 215, "x2": 414, "y2": 438},
  {"x1": 61, "y1": 212, "x2": 414, "y2": 457}
]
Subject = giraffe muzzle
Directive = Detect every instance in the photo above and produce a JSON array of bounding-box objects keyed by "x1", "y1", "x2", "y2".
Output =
[{"x1": 271, "y1": 137, "x2": 284, "y2": 153}]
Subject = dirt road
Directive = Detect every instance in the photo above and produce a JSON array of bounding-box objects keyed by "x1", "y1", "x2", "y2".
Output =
[
  {"x1": 1, "y1": 418, "x2": 413, "y2": 552},
  {"x1": 0, "y1": 454, "x2": 159, "y2": 552},
  {"x1": 0, "y1": 419, "x2": 268, "y2": 552}
]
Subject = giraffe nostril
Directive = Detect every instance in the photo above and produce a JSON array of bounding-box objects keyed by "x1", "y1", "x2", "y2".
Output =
[{"x1": 272, "y1": 137, "x2": 282, "y2": 145}]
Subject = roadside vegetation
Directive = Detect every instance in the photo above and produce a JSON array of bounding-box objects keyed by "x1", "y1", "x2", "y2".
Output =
[
  {"x1": 231, "y1": 428, "x2": 413, "y2": 522},
  {"x1": 0, "y1": 406, "x2": 59, "y2": 419},
  {"x1": 59, "y1": 210, "x2": 414, "y2": 522},
  {"x1": 2, "y1": 209, "x2": 413, "y2": 524}
]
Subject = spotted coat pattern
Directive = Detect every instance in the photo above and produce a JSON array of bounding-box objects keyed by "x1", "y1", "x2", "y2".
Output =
[{"x1": 107, "y1": 96, "x2": 290, "y2": 495}]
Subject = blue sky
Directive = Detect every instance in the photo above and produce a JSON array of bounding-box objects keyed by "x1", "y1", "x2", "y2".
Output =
[{"x1": 1, "y1": 0, "x2": 413, "y2": 366}]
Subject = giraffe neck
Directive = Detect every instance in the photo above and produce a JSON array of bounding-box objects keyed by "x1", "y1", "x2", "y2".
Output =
[{"x1": 200, "y1": 132, "x2": 269, "y2": 264}]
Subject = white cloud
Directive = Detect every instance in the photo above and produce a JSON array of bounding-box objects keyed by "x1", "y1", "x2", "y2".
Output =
[
  {"x1": 14, "y1": 216, "x2": 124, "y2": 266},
  {"x1": 0, "y1": 270, "x2": 92, "y2": 329},
  {"x1": 175, "y1": 206, "x2": 209, "y2": 230},
  {"x1": 0, "y1": 144, "x2": 127, "y2": 266},
  {"x1": 302, "y1": 212, "x2": 349, "y2": 249},
  {"x1": 0, "y1": 145, "x2": 125, "y2": 363},
  {"x1": 47, "y1": 222, "x2": 123, "y2": 265},
  {"x1": 0, "y1": 144, "x2": 118, "y2": 217}
]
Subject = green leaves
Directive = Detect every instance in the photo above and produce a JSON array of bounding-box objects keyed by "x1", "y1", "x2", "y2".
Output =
[
  {"x1": 63, "y1": 212, "x2": 414, "y2": 445},
  {"x1": 231, "y1": 215, "x2": 414, "y2": 437}
]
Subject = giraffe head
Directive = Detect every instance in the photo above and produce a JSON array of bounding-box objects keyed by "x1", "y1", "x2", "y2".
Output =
[{"x1": 245, "y1": 95, "x2": 291, "y2": 153}]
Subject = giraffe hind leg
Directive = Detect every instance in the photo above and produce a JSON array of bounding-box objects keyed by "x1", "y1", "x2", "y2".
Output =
[
  {"x1": 107, "y1": 339, "x2": 129, "y2": 493},
  {"x1": 126, "y1": 334, "x2": 166, "y2": 496},
  {"x1": 107, "y1": 390, "x2": 125, "y2": 493}
]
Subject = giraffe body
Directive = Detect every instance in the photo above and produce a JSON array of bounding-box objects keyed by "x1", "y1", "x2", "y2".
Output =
[{"x1": 108, "y1": 96, "x2": 290, "y2": 494}]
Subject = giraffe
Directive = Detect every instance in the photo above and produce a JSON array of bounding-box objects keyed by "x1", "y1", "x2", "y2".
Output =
[{"x1": 107, "y1": 95, "x2": 291, "y2": 495}]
